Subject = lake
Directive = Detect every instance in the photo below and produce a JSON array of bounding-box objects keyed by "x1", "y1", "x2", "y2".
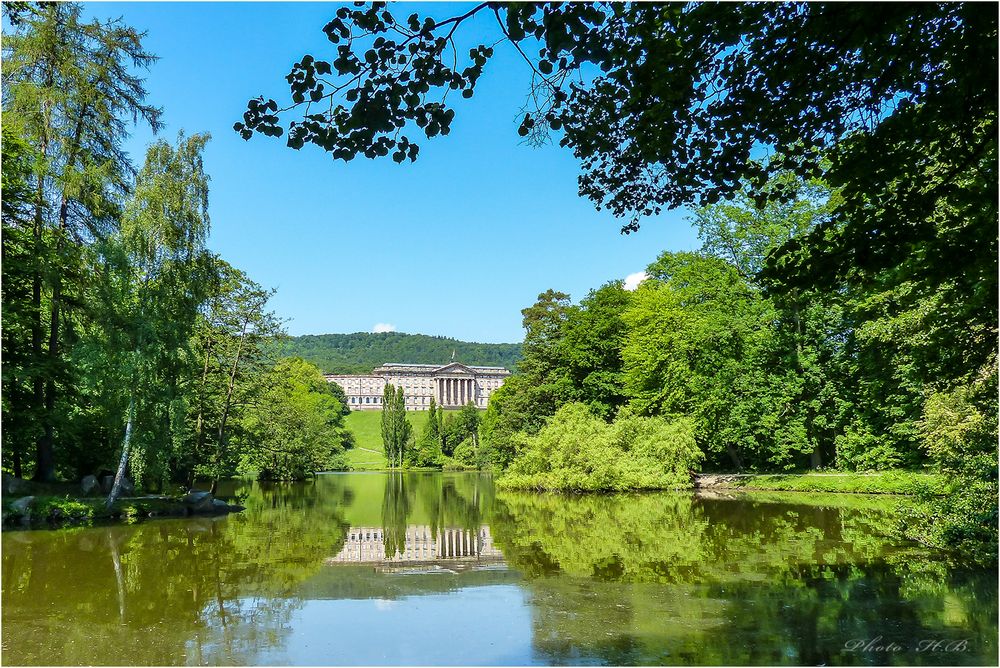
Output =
[{"x1": 2, "y1": 472, "x2": 996, "y2": 665}]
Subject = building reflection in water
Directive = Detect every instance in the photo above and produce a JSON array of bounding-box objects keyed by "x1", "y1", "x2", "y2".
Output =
[{"x1": 327, "y1": 526, "x2": 504, "y2": 565}]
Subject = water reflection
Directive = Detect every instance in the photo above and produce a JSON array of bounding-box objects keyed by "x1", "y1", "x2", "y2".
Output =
[
  {"x1": 490, "y1": 491, "x2": 998, "y2": 665},
  {"x1": 2, "y1": 473, "x2": 995, "y2": 666},
  {"x1": 330, "y1": 525, "x2": 503, "y2": 567}
]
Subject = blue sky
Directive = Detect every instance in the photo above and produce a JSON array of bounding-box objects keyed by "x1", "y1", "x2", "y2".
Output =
[{"x1": 86, "y1": 2, "x2": 699, "y2": 343}]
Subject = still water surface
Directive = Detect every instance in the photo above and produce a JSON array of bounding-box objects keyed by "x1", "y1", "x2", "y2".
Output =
[{"x1": 2, "y1": 472, "x2": 996, "y2": 665}]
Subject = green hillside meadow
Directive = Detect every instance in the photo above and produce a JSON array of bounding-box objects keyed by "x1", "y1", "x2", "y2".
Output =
[{"x1": 342, "y1": 409, "x2": 461, "y2": 471}]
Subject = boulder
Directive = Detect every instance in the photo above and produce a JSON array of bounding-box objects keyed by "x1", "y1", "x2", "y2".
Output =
[
  {"x1": 2, "y1": 473, "x2": 30, "y2": 497},
  {"x1": 80, "y1": 475, "x2": 100, "y2": 496},
  {"x1": 100, "y1": 475, "x2": 134, "y2": 496},
  {"x1": 182, "y1": 491, "x2": 215, "y2": 512},
  {"x1": 10, "y1": 496, "x2": 35, "y2": 514}
]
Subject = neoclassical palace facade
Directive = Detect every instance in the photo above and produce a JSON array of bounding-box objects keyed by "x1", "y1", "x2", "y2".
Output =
[{"x1": 325, "y1": 362, "x2": 511, "y2": 411}]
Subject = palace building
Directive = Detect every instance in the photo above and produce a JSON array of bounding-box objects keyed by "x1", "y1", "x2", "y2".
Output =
[{"x1": 325, "y1": 362, "x2": 511, "y2": 411}]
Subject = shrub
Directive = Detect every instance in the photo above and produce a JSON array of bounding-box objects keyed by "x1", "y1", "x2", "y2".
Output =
[{"x1": 497, "y1": 403, "x2": 701, "y2": 491}]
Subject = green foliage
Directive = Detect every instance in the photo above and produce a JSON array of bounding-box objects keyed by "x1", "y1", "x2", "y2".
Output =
[
  {"x1": 2, "y1": 1, "x2": 163, "y2": 481},
  {"x1": 477, "y1": 290, "x2": 580, "y2": 470},
  {"x1": 380, "y1": 384, "x2": 412, "y2": 469},
  {"x1": 0, "y1": 123, "x2": 40, "y2": 479},
  {"x1": 1, "y1": 5, "x2": 335, "y2": 494},
  {"x1": 498, "y1": 403, "x2": 700, "y2": 492},
  {"x1": 185, "y1": 259, "x2": 284, "y2": 486},
  {"x1": 235, "y1": 357, "x2": 349, "y2": 480},
  {"x1": 281, "y1": 332, "x2": 521, "y2": 374},
  {"x1": 107, "y1": 132, "x2": 214, "y2": 494},
  {"x1": 450, "y1": 439, "x2": 477, "y2": 468},
  {"x1": 920, "y1": 384, "x2": 996, "y2": 473},
  {"x1": 481, "y1": 167, "x2": 994, "y2": 560},
  {"x1": 441, "y1": 402, "x2": 481, "y2": 458},
  {"x1": 341, "y1": 409, "x2": 460, "y2": 470},
  {"x1": 905, "y1": 379, "x2": 999, "y2": 566},
  {"x1": 411, "y1": 398, "x2": 444, "y2": 467}
]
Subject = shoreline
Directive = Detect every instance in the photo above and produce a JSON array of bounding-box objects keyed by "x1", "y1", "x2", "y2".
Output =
[
  {"x1": 693, "y1": 471, "x2": 946, "y2": 495},
  {"x1": 2, "y1": 489, "x2": 244, "y2": 530}
]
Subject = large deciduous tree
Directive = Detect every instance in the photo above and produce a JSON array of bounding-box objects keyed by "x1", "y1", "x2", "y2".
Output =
[
  {"x1": 237, "y1": 0, "x2": 996, "y2": 388},
  {"x1": 187, "y1": 260, "x2": 284, "y2": 492},
  {"x1": 236, "y1": 357, "x2": 348, "y2": 480}
]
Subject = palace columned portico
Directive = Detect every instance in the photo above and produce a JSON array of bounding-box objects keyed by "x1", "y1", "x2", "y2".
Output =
[
  {"x1": 436, "y1": 375, "x2": 477, "y2": 407},
  {"x1": 325, "y1": 361, "x2": 510, "y2": 410}
]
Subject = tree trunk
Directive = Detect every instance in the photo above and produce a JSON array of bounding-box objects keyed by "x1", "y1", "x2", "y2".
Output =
[
  {"x1": 35, "y1": 260, "x2": 62, "y2": 482},
  {"x1": 194, "y1": 336, "x2": 214, "y2": 461},
  {"x1": 810, "y1": 444, "x2": 823, "y2": 470},
  {"x1": 211, "y1": 316, "x2": 250, "y2": 493},
  {"x1": 726, "y1": 443, "x2": 743, "y2": 471},
  {"x1": 106, "y1": 392, "x2": 136, "y2": 509},
  {"x1": 35, "y1": 103, "x2": 85, "y2": 482},
  {"x1": 31, "y1": 144, "x2": 50, "y2": 481}
]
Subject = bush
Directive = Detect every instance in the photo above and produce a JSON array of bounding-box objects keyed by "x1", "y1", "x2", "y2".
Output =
[
  {"x1": 497, "y1": 403, "x2": 701, "y2": 491},
  {"x1": 835, "y1": 423, "x2": 906, "y2": 471},
  {"x1": 451, "y1": 438, "x2": 477, "y2": 467}
]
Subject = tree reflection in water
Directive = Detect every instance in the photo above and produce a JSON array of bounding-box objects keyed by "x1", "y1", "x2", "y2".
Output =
[
  {"x1": 489, "y1": 491, "x2": 998, "y2": 665},
  {"x1": 2, "y1": 475, "x2": 995, "y2": 666}
]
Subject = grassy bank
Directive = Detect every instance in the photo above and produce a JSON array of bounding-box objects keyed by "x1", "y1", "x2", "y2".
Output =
[
  {"x1": 697, "y1": 471, "x2": 948, "y2": 495},
  {"x1": 342, "y1": 409, "x2": 460, "y2": 471}
]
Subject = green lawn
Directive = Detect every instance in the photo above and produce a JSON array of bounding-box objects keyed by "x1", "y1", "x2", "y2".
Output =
[
  {"x1": 342, "y1": 409, "x2": 461, "y2": 471},
  {"x1": 723, "y1": 471, "x2": 948, "y2": 495}
]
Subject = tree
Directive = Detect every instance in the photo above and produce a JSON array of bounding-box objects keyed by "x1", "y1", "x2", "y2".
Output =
[
  {"x1": 327, "y1": 381, "x2": 351, "y2": 417},
  {"x1": 237, "y1": 1, "x2": 996, "y2": 423},
  {"x1": 186, "y1": 259, "x2": 285, "y2": 491},
  {"x1": 105, "y1": 132, "x2": 213, "y2": 506},
  {"x1": 235, "y1": 357, "x2": 348, "y2": 480},
  {"x1": 3, "y1": 2, "x2": 162, "y2": 481},
  {"x1": 558, "y1": 282, "x2": 631, "y2": 420},
  {"x1": 236, "y1": 2, "x2": 994, "y2": 241},
  {"x1": 380, "y1": 384, "x2": 411, "y2": 468},
  {"x1": 519, "y1": 289, "x2": 573, "y2": 382},
  {"x1": 1, "y1": 124, "x2": 40, "y2": 478},
  {"x1": 444, "y1": 401, "x2": 482, "y2": 465},
  {"x1": 412, "y1": 397, "x2": 443, "y2": 467},
  {"x1": 622, "y1": 252, "x2": 775, "y2": 470}
]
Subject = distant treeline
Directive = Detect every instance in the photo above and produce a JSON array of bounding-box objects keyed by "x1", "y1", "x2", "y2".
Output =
[{"x1": 282, "y1": 332, "x2": 522, "y2": 374}]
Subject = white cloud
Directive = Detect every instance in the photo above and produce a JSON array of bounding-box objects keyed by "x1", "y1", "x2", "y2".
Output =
[
  {"x1": 623, "y1": 271, "x2": 648, "y2": 291},
  {"x1": 372, "y1": 323, "x2": 396, "y2": 333}
]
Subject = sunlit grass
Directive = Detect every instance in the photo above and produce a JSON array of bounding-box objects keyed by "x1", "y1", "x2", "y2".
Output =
[{"x1": 342, "y1": 409, "x2": 459, "y2": 470}]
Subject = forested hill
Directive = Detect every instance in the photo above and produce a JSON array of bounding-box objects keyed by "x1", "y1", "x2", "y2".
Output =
[{"x1": 282, "y1": 332, "x2": 522, "y2": 374}]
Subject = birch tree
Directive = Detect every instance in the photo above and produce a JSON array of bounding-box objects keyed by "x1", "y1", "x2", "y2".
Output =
[{"x1": 105, "y1": 133, "x2": 212, "y2": 507}]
